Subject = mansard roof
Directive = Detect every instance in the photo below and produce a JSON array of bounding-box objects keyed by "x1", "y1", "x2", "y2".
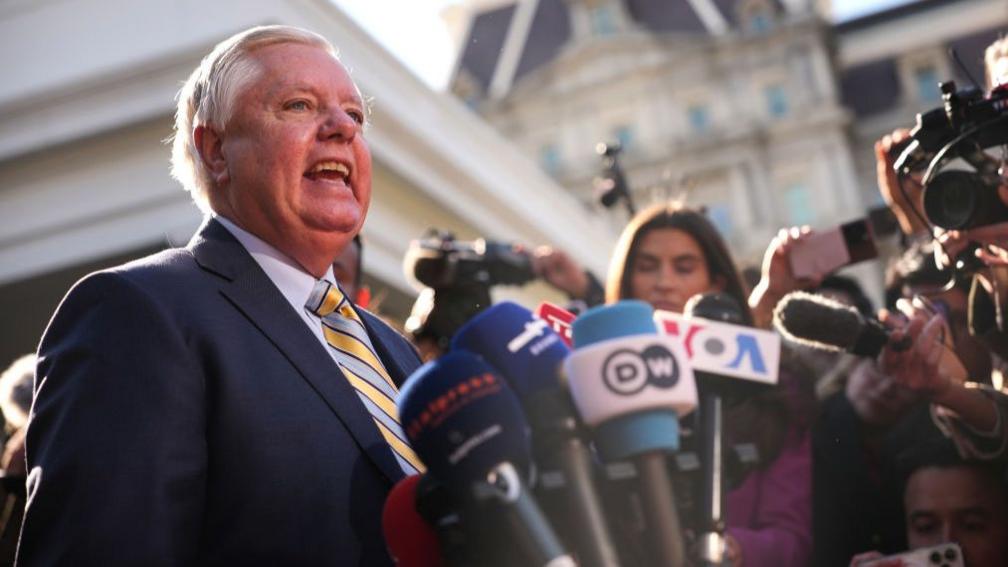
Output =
[
  {"x1": 456, "y1": 2, "x2": 519, "y2": 94},
  {"x1": 453, "y1": 0, "x2": 752, "y2": 94}
]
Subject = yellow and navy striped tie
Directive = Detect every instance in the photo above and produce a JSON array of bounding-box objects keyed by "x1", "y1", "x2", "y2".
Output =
[{"x1": 306, "y1": 279, "x2": 424, "y2": 475}]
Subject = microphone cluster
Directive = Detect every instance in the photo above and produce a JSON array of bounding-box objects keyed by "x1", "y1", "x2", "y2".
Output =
[{"x1": 384, "y1": 295, "x2": 784, "y2": 567}]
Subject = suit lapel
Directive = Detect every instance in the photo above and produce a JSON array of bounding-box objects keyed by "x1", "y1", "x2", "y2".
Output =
[
  {"x1": 356, "y1": 309, "x2": 422, "y2": 388},
  {"x1": 189, "y1": 218, "x2": 405, "y2": 484}
]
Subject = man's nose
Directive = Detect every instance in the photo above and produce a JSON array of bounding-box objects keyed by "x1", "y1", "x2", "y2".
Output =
[{"x1": 319, "y1": 110, "x2": 358, "y2": 141}]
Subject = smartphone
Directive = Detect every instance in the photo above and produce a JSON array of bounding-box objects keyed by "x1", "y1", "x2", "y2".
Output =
[
  {"x1": 788, "y1": 219, "x2": 879, "y2": 279},
  {"x1": 864, "y1": 543, "x2": 964, "y2": 567}
]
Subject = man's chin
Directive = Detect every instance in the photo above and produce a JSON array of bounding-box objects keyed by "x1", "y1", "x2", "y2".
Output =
[{"x1": 303, "y1": 210, "x2": 364, "y2": 237}]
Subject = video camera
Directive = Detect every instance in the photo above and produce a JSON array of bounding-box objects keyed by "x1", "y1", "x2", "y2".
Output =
[
  {"x1": 895, "y1": 80, "x2": 1008, "y2": 230},
  {"x1": 403, "y1": 231, "x2": 536, "y2": 349}
]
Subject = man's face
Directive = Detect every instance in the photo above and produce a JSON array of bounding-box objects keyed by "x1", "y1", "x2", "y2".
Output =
[
  {"x1": 211, "y1": 42, "x2": 372, "y2": 275},
  {"x1": 905, "y1": 466, "x2": 1008, "y2": 567}
]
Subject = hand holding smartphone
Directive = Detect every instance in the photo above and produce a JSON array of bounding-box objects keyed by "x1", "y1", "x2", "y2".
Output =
[
  {"x1": 862, "y1": 543, "x2": 964, "y2": 567},
  {"x1": 789, "y1": 219, "x2": 879, "y2": 279}
]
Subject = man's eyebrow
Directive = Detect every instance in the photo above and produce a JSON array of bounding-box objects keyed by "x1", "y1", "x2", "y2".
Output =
[
  {"x1": 267, "y1": 82, "x2": 310, "y2": 97},
  {"x1": 958, "y1": 507, "x2": 992, "y2": 515},
  {"x1": 267, "y1": 82, "x2": 364, "y2": 106}
]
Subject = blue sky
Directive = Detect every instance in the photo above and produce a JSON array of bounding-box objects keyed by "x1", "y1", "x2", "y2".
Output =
[{"x1": 336, "y1": 0, "x2": 920, "y2": 89}]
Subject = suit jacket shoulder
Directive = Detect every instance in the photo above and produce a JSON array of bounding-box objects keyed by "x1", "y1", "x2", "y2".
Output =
[{"x1": 20, "y1": 219, "x2": 399, "y2": 567}]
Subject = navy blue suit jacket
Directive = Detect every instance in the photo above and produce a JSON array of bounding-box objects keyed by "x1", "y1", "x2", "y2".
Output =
[{"x1": 18, "y1": 218, "x2": 422, "y2": 566}]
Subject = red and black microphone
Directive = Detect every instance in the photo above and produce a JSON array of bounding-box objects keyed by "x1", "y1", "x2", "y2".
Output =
[{"x1": 383, "y1": 475, "x2": 443, "y2": 567}]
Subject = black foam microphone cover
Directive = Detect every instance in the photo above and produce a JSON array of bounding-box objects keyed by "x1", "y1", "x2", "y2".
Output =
[
  {"x1": 773, "y1": 291, "x2": 890, "y2": 357},
  {"x1": 684, "y1": 292, "x2": 747, "y2": 324}
]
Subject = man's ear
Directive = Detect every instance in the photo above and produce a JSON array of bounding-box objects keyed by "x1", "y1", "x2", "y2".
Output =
[{"x1": 194, "y1": 125, "x2": 229, "y2": 186}]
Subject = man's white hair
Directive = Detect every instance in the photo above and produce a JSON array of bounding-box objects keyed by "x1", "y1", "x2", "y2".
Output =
[
  {"x1": 169, "y1": 25, "x2": 336, "y2": 214},
  {"x1": 0, "y1": 353, "x2": 35, "y2": 431},
  {"x1": 986, "y1": 35, "x2": 1008, "y2": 90}
]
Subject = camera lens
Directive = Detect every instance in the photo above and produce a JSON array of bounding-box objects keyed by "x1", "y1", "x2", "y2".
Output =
[{"x1": 923, "y1": 170, "x2": 1008, "y2": 229}]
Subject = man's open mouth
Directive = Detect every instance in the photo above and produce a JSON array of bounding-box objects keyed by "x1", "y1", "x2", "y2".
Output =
[{"x1": 305, "y1": 160, "x2": 350, "y2": 182}]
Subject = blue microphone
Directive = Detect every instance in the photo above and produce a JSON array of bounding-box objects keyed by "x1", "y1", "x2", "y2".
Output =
[
  {"x1": 566, "y1": 300, "x2": 696, "y2": 566},
  {"x1": 453, "y1": 301, "x2": 622, "y2": 567},
  {"x1": 398, "y1": 351, "x2": 574, "y2": 567},
  {"x1": 452, "y1": 301, "x2": 567, "y2": 399}
]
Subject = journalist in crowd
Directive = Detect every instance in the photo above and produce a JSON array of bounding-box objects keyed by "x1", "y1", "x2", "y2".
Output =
[
  {"x1": 18, "y1": 25, "x2": 422, "y2": 566},
  {"x1": 813, "y1": 35, "x2": 1008, "y2": 567},
  {"x1": 605, "y1": 202, "x2": 819, "y2": 567}
]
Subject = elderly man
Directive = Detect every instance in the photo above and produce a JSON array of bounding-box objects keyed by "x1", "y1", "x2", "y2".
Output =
[{"x1": 17, "y1": 26, "x2": 422, "y2": 566}]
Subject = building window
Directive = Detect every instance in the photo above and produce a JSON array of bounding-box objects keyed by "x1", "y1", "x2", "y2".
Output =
[
  {"x1": 613, "y1": 125, "x2": 634, "y2": 150},
  {"x1": 539, "y1": 143, "x2": 561, "y2": 174},
  {"x1": 590, "y1": 5, "x2": 616, "y2": 35},
  {"x1": 784, "y1": 184, "x2": 815, "y2": 226},
  {"x1": 748, "y1": 9, "x2": 772, "y2": 33},
  {"x1": 687, "y1": 104, "x2": 710, "y2": 133},
  {"x1": 764, "y1": 84, "x2": 789, "y2": 118},
  {"x1": 913, "y1": 65, "x2": 941, "y2": 103},
  {"x1": 707, "y1": 203, "x2": 734, "y2": 238}
]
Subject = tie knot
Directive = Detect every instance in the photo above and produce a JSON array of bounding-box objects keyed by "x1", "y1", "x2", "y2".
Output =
[{"x1": 307, "y1": 279, "x2": 346, "y2": 318}]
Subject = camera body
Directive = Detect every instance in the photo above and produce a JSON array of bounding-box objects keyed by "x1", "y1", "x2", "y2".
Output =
[
  {"x1": 897, "y1": 81, "x2": 1008, "y2": 230},
  {"x1": 406, "y1": 231, "x2": 535, "y2": 291},
  {"x1": 403, "y1": 232, "x2": 536, "y2": 347}
]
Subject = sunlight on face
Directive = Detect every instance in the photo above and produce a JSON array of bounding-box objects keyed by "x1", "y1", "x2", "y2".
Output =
[{"x1": 628, "y1": 228, "x2": 722, "y2": 314}]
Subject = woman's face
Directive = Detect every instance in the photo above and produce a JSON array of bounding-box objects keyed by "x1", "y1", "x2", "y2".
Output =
[{"x1": 628, "y1": 227, "x2": 722, "y2": 313}]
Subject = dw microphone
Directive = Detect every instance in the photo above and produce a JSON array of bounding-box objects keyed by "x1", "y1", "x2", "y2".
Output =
[{"x1": 565, "y1": 300, "x2": 696, "y2": 566}]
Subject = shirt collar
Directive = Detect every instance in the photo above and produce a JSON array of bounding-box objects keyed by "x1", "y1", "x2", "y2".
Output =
[{"x1": 214, "y1": 214, "x2": 336, "y2": 311}]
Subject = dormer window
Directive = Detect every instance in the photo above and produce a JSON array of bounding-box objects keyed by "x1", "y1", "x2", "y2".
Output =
[
  {"x1": 739, "y1": 0, "x2": 779, "y2": 34},
  {"x1": 750, "y1": 12, "x2": 771, "y2": 33}
]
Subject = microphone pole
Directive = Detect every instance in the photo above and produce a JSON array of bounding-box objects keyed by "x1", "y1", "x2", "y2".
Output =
[
  {"x1": 656, "y1": 293, "x2": 781, "y2": 566},
  {"x1": 696, "y1": 384, "x2": 726, "y2": 566},
  {"x1": 415, "y1": 474, "x2": 471, "y2": 567},
  {"x1": 685, "y1": 294, "x2": 746, "y2": 567}
]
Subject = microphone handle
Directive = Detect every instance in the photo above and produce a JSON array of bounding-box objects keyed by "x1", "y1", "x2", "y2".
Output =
[
  {"x1": 633, "y1": 451, "x2": 687, "y2": 567},
  {"x1": 435, "y1": 514, "x2": 473, "y2": 567},
  {"x1": 697, "y1": 393, "x2": 727, "y2": 567},
  {"x1": 852, "y1": 317, "x2": 910, "y2": 357},
  {"x1": 484, "y1": 463, "x2": 577, "y2": 567},
  {"x1": 557, "y1": 436, "x2": 623, "y2": 567}
]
